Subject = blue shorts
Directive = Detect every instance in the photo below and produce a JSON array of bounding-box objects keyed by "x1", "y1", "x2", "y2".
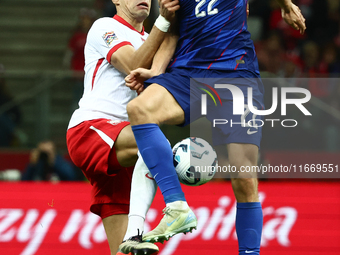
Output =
[{"x1": 145, "y1": 68, "x2": 264, "y2": 148}]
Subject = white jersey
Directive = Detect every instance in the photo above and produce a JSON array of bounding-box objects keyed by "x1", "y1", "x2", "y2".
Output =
[{"x1": 68, "y1": 15, "x2": 148, "y2": 129}]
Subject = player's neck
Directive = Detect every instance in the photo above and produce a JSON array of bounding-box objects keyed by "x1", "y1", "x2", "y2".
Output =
[{"x1": 116, "y1": 12, "x2": 144, "y2": 33}]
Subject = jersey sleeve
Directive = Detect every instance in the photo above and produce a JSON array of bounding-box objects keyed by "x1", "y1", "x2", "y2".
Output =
[{"x1": 87, "y1": 19, "x2": 133, "y2": 63}]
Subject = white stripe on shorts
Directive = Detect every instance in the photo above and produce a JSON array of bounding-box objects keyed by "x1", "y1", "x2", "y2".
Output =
[{"x1": 90, "y1": 126, "x2": 114, "y2": 148}]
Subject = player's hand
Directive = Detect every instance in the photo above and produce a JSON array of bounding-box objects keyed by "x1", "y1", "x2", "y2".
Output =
[
  {"x1": 281, "y1": 3, "x2": 306, "y2": 34},
  {"x1": 159, "y1": 0, "x2": 180, "y2": 22},
  {"x1": 125, "y1": 68, "x2": 155, "y2": 94}
]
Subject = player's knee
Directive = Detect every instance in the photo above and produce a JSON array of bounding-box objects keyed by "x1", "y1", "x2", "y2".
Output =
[
  {"x1": 127, "y1": 97, "x2": 161, "y2": 125},
  {"x1": 127, "y1": 98, "x2": 148, "y2": 124}
]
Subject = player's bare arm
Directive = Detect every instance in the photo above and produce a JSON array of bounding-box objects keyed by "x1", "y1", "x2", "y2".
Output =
[
  {"x1": 111, "y1": 0, "x2": 180, "y2": 75},
  {"x1": 276, "y1": 0, "x2": 306, "y2": 34},
  {"x1": 150, "y1": 33, "x2": 179, "y2": 75},
  {"x1": 125, "y1": 17, "x2": 179, "y2": 93},
  {"x1": 125, "y1": 32, "x2": 179, "y2": 93}
]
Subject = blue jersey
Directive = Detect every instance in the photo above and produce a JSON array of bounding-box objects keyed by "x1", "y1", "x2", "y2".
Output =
[{"x1": 169, "y1": 0, "x2": 259, "y2": 73}]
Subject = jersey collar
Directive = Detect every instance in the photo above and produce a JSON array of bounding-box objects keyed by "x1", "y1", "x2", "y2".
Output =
[{"x1": 113, "y1": 15, "x2": 145, "y2": 35}]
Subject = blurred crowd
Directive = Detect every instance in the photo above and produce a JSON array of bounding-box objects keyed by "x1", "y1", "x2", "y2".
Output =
[
  {"x1": 0, "y1": 140, "x2": 84, "y2": 182},
  {"x1": 248, "y1": 0, "x2": 340, "y2": 151},
  {"x1": 21, "y1": 140, "x2": 81, "y2": 181},
  {"x1": 250, "y1": 0, "x2": 340, "y2": 79}
]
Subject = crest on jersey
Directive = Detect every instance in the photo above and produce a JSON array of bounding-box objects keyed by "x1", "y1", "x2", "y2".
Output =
[{"x1": 102, "y1": 31, "x2": 118, "y2": 46}]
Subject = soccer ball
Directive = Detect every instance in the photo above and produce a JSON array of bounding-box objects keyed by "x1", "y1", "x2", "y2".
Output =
[{"x1": 173, "y1": 137, "x2": 217, "y2": 186}]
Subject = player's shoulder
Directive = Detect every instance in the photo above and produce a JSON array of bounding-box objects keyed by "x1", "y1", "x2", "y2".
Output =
[
  {"x1": 91, "y1": 17, "x2": 116, "y2": 28},
  {"x1": 92, "y1": 17, "x2": 130, "y2": 34},
  {"x1": 88, "y1": 17, "x2": 125, "y2": 38}
]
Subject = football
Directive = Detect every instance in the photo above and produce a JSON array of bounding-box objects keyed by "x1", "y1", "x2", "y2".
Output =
[{"x1": 173, "y1": 137, "x2": 218, "y2": 186}]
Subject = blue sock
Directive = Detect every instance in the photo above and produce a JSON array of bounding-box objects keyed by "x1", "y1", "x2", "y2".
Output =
[
  {"x1": 236, "y1": 202, "x2": 263, "y2": 255},
  {"x1": 131, "y1": 123, "x2": 185, "y2": 204}
]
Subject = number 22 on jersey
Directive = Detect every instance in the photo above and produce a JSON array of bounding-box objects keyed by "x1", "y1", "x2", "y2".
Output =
[{"x1": 195, "y1": 0, "x2": 219, "y2": 18}]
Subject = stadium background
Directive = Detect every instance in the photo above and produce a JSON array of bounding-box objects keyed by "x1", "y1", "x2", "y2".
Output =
[{"x1": 0, "y1": 0, "x2": 339, "y2": 254}]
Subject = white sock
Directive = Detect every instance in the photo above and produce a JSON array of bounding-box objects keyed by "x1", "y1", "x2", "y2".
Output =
[
  {"x1": 123, "y1": 153, "x2": 157, "y2": 240},
  {"x1": 124, "y1": 215, "x2": 145, "y2": 240},
  {"x1": 166, "y1": 201, "x2": 189, "y2": 210}
]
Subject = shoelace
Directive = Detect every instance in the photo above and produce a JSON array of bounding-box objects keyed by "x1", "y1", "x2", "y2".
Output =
[
  {"x1": 162, "y1": 207, "x2": 174, "y2": 218},
  {"x1": 126, "y1": 229, "x2": 144, "y2": 242}
]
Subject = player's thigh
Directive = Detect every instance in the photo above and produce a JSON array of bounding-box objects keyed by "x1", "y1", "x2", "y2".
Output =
[
  {"x1": 115, "y1": 124, "x2": 138, "y2": 167},
  {"x1": 130, "y1": 83, "x2": 185, "y2": 125},
  {"x1": 67, "y1": 119, "x2": 135, "y2": 172},
  {"x1": 102, "y1": 214, "x2": 128, "y2": 255}
]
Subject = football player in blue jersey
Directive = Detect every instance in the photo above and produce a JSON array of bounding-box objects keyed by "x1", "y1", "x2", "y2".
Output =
[{"x1": 124, "y1": 0, "x2": 305, "y2": 254}]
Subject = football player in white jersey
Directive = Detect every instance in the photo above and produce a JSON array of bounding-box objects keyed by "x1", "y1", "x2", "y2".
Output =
[{"x1": 66, "y1": 0, "x2": 179, "y2": 254}]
